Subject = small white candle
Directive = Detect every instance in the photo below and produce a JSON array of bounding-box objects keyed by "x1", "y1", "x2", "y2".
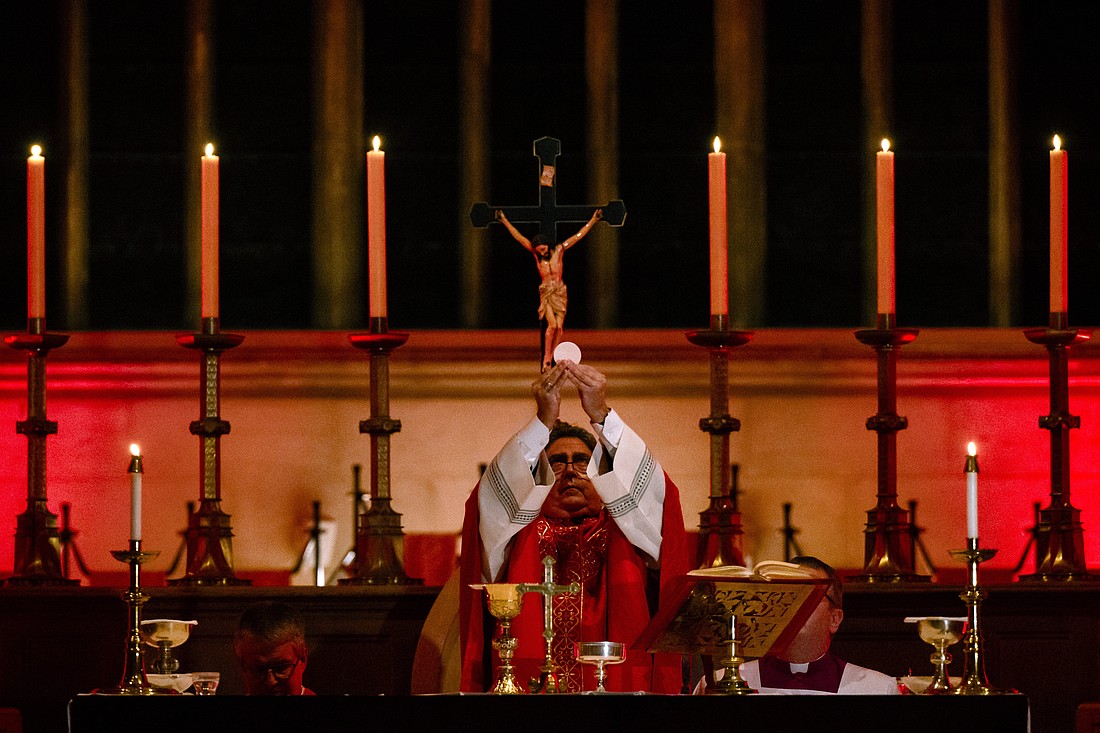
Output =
[
  {"x1": 965, "y1": 441, "x2": 979, "y2": 540},
  {"x1": 129, "y1": 443, "x2": 143, "y2": 542}
]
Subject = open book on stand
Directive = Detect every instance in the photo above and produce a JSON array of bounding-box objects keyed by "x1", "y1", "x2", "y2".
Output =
[{"x1": 633, "y1": 561, "x2": 829, "y2": 659}]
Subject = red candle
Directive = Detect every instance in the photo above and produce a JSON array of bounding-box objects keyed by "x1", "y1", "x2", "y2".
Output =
[
  {"x1": 708, "y1": 136, "x2": 728, "y2": 318},
  {"x1": 27, "y1": 145, "x2": 45, "y2": 320},
  {"x1": 1050, "y1": 134, "x2": 1068, "y2": 315},
  {"x1": 876, "y1": 139, "x2": 895, "y2": 317},
  {"x1": 367, "y1": 135, "x2": 387, "y2": 319},
  {"x1": 201, "y1": 143, "x2": 220, "y2": 319}
]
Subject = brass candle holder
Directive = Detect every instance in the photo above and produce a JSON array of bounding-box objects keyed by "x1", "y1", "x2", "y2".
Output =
[
  {"x1": 686, "y1": 314, "x2": 751, "y2": 569},
  {"x1": 1019, "y1": 313, "x2": 1096, "y2": 581},
  {"x1": 947, "y1": 539, "x2": 1004, "y2": 695},
  {"x1": 340, "y1": 317, "x2": 420, "y2": 585},
  {"x1": 95, "y1": 541, "x2": 175, "y2": 695},
  {"x1": 169, "y1": 316, "x2": 249, "y2": 586},
  {"x1": 708, "y1": 614, "x2": 756, "y2": 696},
  {"x1": 3, "y1": 317, "x2": 77, "y2": 586},
  {"x1": 852, "y1": 314, "x2": 927, "y2": 582}
]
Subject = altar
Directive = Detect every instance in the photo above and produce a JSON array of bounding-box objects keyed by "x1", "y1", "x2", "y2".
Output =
[{"x1": 67, "y1": 692, "x2": 1030, "y2": 733}]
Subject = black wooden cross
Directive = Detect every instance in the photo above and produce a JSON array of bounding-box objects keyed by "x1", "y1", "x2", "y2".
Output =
[{"x1": 470, "y1": 136, "x2": 626, "y2": 237}]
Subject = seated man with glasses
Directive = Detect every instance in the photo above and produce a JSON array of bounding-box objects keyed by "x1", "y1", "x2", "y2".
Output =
[
  {"x1": 459, "y1": 360, "x2": 689, "y2": 693},
  {"x1": 698, "y1": 556, "x2": 899, "y2": 695},
  {"x1": 235, "y1": 602, "x2": 315, "y2": 696}
]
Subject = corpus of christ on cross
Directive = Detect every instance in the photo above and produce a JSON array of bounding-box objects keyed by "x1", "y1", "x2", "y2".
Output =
[{"x1": 470, "y1": 137, "x2": 626, "y2": 371}]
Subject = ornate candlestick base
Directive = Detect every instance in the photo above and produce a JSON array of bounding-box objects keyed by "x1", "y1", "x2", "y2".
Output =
[
  {"x1": 708, "y1": 616, "x2": 756, "y2": 696},
  {"x1": 4, "y1": 327, "x2": 77, "y2": 586},
  {"x1": 948, "y1": 540, "x2": 1009, "y2": 695},
  {"x1": 95, "y1": 542, "x2": 176, "y2": 695},
  {"x1": 851, "y1": 324, "x2": 928, "y2": 583},
  {"x1": 1019, "y1": 324, "x2": 1096, "y2": 582},
  {"x1": 170, "y1": 324, "x2": 250, "y2": 586},
  {"x1": 340, "y1": 327, "x2": 421, "y2": 585},
  {"x1": 686, "y1": 320, "x2": 752, "y2": 570}
]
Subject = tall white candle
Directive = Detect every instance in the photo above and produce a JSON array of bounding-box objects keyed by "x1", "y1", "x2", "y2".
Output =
[
  {"x1": 965, "y1": 441, "x2": 979, "y2": 540},
  {"x1": 367, "y1": 136, "x2": 387, "y2": 319},
  {"x1": 876, "y1": 139, "x2": 895, "y2": 318},
  {"x1": 1050, "y1": 135, "x2": 1068, "y2": 316},
  {"x1": 129, "y1": 444, "x2": 143, "y2": 542},
  {"x1": 708, "y1": 136, "x2": 728, "y2": 318},
  {"x1": 27, "y1": 145, "x2": 45, "y2": 320},
  {"x1": 201, "y1": 144, "x2": 220, "y2": 319}
]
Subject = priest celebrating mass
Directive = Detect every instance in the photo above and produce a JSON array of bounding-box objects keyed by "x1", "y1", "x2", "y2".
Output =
[{"x1": 459, "y1": 361, "x2": 690, "y2": 693}]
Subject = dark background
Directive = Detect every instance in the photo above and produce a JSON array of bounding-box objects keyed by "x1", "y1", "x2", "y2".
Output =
[{"x1": 1, "y1": 0, "x2": 1098, "y2": 331}]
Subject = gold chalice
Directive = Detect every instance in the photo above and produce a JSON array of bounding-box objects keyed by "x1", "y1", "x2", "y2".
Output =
[
  {"x1": 575, "y1": 641, "x2": 625, "y2": 692},
  {"x1": 910, "y1": 616, "x2": 966, "y2": 693},
  {"x1": 474, "y1": 583, "x2": 527, "y2": 694}
]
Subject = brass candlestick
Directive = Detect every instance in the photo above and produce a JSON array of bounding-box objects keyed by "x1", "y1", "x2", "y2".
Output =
[
  {"x1": 169, "y1": 317, "x2": 249, "y2": 586},
  {"x1": 948, "y1": 539, "x2": 1005, "y2": 695},
  {"x1": 708, "y1": 614, "x2": 756, "y2": 696},
  {"x1": 340, "y1": 317, "x2": 420, "y2": 585},
  {"x1": 1019, "y1": 313, "x2": 1096, "y2": 581},
  {"x1": 687, "y1": 315, "x2": 751, "y2": 569},
  {"x1": 4, "y1": 318, "x2": 77, "y2": 586},
  {"x1": 852, "y1": 314, "x2": 928, "y2": 582},
  {"x1": 95, "y1": 541, "x2": 175, "y2": 695}
]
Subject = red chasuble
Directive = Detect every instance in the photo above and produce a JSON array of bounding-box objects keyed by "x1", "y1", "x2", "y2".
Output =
[{"x1": 459, "y1": 474, "x2": 689, "y2": 693}]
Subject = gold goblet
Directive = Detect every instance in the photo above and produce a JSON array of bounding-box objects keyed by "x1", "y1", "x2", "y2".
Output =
[
  {"x1": 575, "y1": 641, "x2": 625, "y2": 692},
  {"x1": 476, "y1": 583, "x2": 527, "y2": 694},
  {"x1": 912, "y1": 616, "x2": 966, "y2": 693}
]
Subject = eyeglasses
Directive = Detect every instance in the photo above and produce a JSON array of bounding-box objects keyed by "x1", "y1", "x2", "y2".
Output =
[
  {"x1": 548, "y1": 454, "x2": 590, "y2": 475},
  {"x1": 245, "y1": 658, "x2": 299, "y2": 681},
  {"x1": 823, "y1": 592, "x2": 841, "y2": 609}
]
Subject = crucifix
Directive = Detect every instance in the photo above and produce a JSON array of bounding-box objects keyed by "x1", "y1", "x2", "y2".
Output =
[
  {"x1": 518, "y1": 555, "x2": 580, "y2": 694},
  {"x1": 470, "y1": 137, "x2": 626, "y2": 370}
]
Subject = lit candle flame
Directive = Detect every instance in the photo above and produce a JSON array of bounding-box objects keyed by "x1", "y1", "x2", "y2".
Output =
[
  {"x1": 1053, "y1": 134, "x2": 1062, "y2": 151},
  {"x1": 205, "y1": 143, "x2": 215, "y2": 157},
  {"x1": 30, "y1": 145, "x2": 42, "y2": 158},
  {"x1": 373, "y1": 135, "x2": 381, "y2": 152},
  {"x1": 130, "y1": 443, "x2": 141, "y2": 457},
  {"x1": 881, "y1": 138, "x2": 891, "y2": 153},
  {"x1": 967, "y1": 441, "x2": 976, "y2": 457},
  {"x1": 713, "y1": 136, "x2": 722, "y2": 154}
]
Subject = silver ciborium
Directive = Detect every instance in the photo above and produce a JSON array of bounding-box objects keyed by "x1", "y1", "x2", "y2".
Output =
[
  {"x1": 906, "y1": 616, "x2": 966, "y2": 693},
  {"x1": 140, "y1": 619, "x2": 198, "y2": 675},
  {"x1": 474, "y1": 583, "x2": 527, "y2": 694},
  {"x1": 575, "y1": 641, "x2": 625, "y2": 693}
]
